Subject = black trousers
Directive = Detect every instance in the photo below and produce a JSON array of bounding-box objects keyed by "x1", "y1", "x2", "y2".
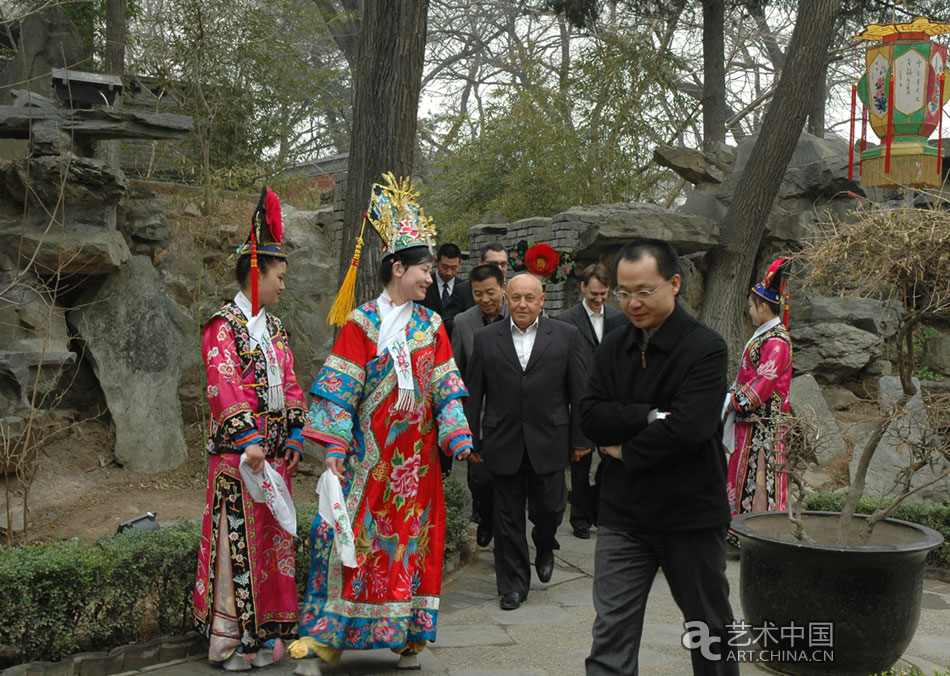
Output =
[
  {"x1": 467, "y1": 457, "x2": 493, "y2": 526},
  {"x1": 569, "y1": 448, "x2": 605, "y2": 530},
  {"x1": 491, "y1": 452, "x2": 567, "y2": 596},
  {"x1": 586, "y1": 525, "x2": 739, "y2": 676}
]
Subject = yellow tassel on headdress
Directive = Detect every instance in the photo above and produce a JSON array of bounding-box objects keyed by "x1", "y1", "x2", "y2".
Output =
[{"x1": 326, "y1": 213, "x2": 368, "y2": 327}]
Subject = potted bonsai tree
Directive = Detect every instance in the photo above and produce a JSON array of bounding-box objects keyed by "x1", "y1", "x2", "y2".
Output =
[{"x1": 730, "y1": 203, "x2": 950, "y2": 676}]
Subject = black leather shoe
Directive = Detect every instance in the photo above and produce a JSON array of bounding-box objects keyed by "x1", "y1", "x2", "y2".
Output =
[
  {"x1": 573, "y1": 526, "x2": 591, "y2": 540},
  {"x1": 500, "y1": 591, "x2": 525, "y2": 610},
  {"x1": 535, "y1": 549, "x2": 554, "y2": 583},
  {"x1": 476, "y1": 522, "x2": 493, "y2": 547}
]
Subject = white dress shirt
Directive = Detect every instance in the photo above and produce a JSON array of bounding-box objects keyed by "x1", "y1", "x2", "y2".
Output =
[
  {"x1": 583, "y1": 299, "x2": 604, "y2": 343},
  {"x1": 511, "y1": 317, "x2": 539, "y2": 370}
]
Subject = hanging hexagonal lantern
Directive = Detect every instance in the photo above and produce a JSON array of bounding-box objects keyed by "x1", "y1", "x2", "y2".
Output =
[{"x1": 852, "y1": 17, "x2": 950, "y2": 188}]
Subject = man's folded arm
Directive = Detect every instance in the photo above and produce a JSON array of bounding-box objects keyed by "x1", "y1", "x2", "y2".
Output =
[
  {"x1": 621, "y1": 338, "x2": 728, "y2": 473},
  {"x1": 580, "y1": 346, "x2": 651, "y2": 446}
]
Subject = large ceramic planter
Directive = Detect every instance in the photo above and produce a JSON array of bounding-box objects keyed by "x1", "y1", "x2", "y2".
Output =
[{"x1": 730, "y1": 511, "x2": 943, "y2": 676}]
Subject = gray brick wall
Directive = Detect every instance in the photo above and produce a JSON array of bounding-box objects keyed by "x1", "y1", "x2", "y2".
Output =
[{"x1": 466, "y1": 216, "x2": 589, "y2": 315}]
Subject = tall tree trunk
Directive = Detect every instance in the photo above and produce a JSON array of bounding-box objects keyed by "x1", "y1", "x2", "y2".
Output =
[
  {"x1": 105, "y1": 0, "x2": 126, "y2": 75},
  {"x1": 313, "y1": 0, "x2": 361, "y2": 70},
  {"x1": 747, "y1": 2, "x2": 786, "y2": 71},
  {"x1": 701, "y1": 0, "x2": 725, "y2": 151},
  {"x1": 806, "y1": 59, "x2": 828, "y2": 137},
  {"x1": 338, "y1": 0, "x2": 429, "y2": 304},
  {"x1": 100, "y1": 0, "x2": 126, "y2": 169},
  {"x1": 701, "y1": 0, "x2": 842, "y2": 364}
]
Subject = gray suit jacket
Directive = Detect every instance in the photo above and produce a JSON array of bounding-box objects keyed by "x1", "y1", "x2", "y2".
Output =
[
  {"x1": 451, "y1": 301, "x2": 509, "y2": 380},
  {"x1": 555, "y1": 302, "x2": 626, "y2": 369}
]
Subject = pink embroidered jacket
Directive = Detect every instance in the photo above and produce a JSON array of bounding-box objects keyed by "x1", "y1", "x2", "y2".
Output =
[
  {"x1": 202, "y1": 302, "x2": 306, "y2": 458},
  {"x1": 729, "y1": 323, "x2": 793, "y2": 423}
]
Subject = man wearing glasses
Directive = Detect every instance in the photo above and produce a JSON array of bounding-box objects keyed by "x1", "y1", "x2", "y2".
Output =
[
  {"x1": 580, "y1": 239, "x2": 737, "y2": 676},
  {"x1": 477, "y1": 241, "x2": 510, "y2": 277}
]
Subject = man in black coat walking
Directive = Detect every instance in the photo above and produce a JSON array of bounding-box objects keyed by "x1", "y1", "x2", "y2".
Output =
[
  {"x1": 580, "y1": 239, "x2": 738, "y2": 676},
  {"x1": 465, "y1": 274, "x2": 589, "y2": 611}
]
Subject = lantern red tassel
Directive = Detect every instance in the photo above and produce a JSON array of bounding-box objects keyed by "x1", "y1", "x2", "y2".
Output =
[
  {"x1": 848, "y1": 85, "x2": 858, "y2": 181},
  {"x1": 885, "y1": 69, "x2": 895, "y2": 174}
]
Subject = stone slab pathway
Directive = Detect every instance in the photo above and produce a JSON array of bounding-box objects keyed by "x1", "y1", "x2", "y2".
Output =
[{"x1": 139, "y1": 514, "x2": 950, "y2": 676}]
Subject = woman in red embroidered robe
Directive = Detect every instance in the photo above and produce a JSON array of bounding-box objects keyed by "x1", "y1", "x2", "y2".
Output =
[
  {"x1": 194, "y1": 188, "x2": 306, "y2": 670},
  {"x1": 291, "y1": 199, "x2": 473, "y2": 673},
  {"x1": 723, "y1": 258, "x2": 793, "y2": 524}
]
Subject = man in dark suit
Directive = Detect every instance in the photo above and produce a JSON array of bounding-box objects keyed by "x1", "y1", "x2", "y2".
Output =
[
  {"x1": 465, "y1": 273, "x2": 589, "y2": 611},
  {"x1": 452, "y1": 264, "x2": 508, "y2": 547},
  {"x1": 452, "y1": 265, "x2": 508, "y2": 377},
  {"x1": 555, "y1": 263, "x2": 625, "y2": 540},
  {"x1": 420, "y1": 242, "x2": 474, "y2": 340},
  {"x1": 580, "y1": 239, "x2": 736, "y2": 676}
]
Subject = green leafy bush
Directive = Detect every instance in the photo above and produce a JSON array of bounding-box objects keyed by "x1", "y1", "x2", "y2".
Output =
[
  {"x1": 0, "y1": 521, "x2": 201, "y2": 667},
  {"x1": 0, "y1": 503, "x2": 320, "y2": 666},
  {"x1": 804, "y1": 492, "x2": 950, "y2": 569}
]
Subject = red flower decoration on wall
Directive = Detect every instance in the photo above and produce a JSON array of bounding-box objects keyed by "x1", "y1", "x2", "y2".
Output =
[{"x1": 525, "y1": 243, "x2": 559, "y2": 277}]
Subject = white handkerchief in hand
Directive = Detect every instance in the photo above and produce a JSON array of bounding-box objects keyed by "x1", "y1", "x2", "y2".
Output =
[
  {"x1": 239, "y1": 452, "x2": 297, "y2": 536},
  {"x1": 317, "y1": 470, "x2": 357, "y2": 568},
  {"x1": 721, "y1": 393, "x2": 736, "y2": 457}
]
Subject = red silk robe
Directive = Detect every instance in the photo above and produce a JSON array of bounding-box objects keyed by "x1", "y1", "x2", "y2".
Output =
[{"x1": 299, "y1": 301, "x2": 472, "y2": 651}]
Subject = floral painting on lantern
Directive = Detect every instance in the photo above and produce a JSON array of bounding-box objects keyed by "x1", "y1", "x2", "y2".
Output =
[{"x1": 870, "y1": 53, "x2": 890, "y2": 116}]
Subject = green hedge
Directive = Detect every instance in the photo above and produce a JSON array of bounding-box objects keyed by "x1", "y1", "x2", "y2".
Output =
[
  {"x1": 0, "y1": 485, "x2": 471, "y2": 667},
  {"x1": 0, "y1": 521, "x2": 201, "y2": 667},
  {"x1": 804, "y1": 492, "x2": 950, "y2": 570}
]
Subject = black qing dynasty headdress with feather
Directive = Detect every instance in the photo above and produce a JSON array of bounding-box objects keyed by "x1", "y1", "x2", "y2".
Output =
[{"x1": 238, "y1": 186, "x2": 286, "y2": 315}]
